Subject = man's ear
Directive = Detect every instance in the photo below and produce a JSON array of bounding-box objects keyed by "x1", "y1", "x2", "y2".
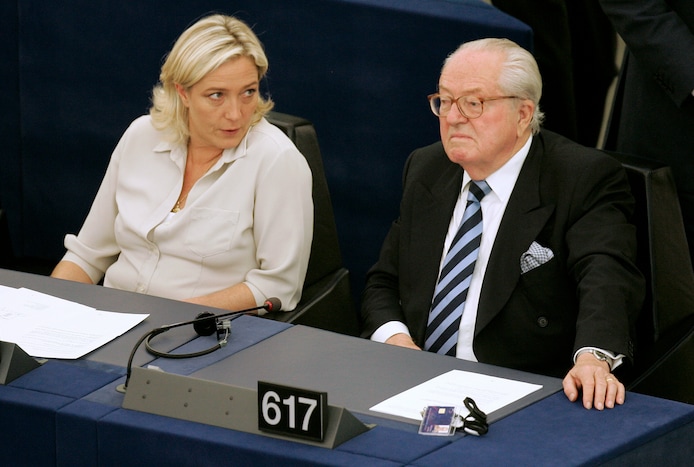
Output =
[
  {"x1": 517, "y1": 99, "x2": 534, "y2": 135},
  {"x1": 175, "y1": 83, "x2": 189, "y2": 106}
]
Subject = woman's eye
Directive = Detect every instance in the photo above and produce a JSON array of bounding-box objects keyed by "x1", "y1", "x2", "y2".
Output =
[
  {"x1": 209, "y1": 92, "x2": 223, "y2": 100},
  {"x1": 242, "y1": 88, "x2": 257, "y2": 98}
]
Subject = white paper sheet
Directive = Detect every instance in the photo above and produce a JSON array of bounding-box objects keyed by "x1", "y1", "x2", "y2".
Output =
[
  {"x1": 370, "y1": 369, "x2": 543, "y2": 421},
  {"x1": 0, "y1": 286, "x2": 148, "y2": 359}
]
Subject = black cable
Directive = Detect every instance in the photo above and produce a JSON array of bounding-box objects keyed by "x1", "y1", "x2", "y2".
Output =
[
  {"x1": 461, "y1": 397, "x2": 488, "y2": 436},
  {"x1": 116, "y1": 327, "x2": 163, "y2": 393},
  {"x1": 115, "y1": 299, "x2": 280, "y2": 393},
  {"x1": 144, "y1": 328, "x2": 222, "y2": 359}
]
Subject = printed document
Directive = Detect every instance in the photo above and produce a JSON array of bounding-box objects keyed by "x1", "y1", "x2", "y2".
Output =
[
  {"x1": 0, "y1": 286, "x2": 148, "y2": 359},
  {"x1": 370, "y1": 369, "x2": 542, "y2": 421}
]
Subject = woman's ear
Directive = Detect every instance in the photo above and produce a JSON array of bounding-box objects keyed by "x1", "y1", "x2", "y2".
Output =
[{"x1": 175, "y1": 83, "x2": 189, "y2": 106}]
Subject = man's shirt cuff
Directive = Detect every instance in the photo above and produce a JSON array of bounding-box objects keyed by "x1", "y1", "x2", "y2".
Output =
[
  {"x1": 370, "y1": 321, "x2": 411, "y2": 343},
  {"x1": 574, "y1": 347, "x2": 624, "y2": 371}
]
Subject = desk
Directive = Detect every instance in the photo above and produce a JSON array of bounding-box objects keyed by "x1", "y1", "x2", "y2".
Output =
[
  {"x1": 191, "y1": 325, "x2": 561, "y2": 425},
  {"x1": 2, "y1": 271, "x2": 694, "y2": 465}
]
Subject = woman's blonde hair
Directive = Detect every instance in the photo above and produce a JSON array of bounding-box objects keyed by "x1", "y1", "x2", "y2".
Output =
[{"x1": 150, "y1": 14, "x2": 274, "y2": 145}]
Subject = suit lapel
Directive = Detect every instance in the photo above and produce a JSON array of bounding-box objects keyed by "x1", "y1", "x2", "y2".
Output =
[{"x1": 475, "y1": 139, "x2": 555, "y2": 334}]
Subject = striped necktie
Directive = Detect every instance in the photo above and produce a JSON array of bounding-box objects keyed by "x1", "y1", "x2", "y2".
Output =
[{"x1": 424, "y1": 180, "x2": 491, "y2": 356}]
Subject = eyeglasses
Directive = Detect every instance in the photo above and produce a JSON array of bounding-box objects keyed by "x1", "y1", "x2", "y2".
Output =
[{"x1": 428, "y1": 94, "x2": 519, "y2": 119}]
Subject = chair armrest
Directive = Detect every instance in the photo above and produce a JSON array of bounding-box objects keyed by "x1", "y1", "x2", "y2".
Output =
[{"x1": 264, "y1": 268, "x2": 358, "y2": 336}]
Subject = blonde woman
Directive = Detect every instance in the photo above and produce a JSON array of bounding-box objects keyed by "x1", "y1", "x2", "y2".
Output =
[{"x1": 52, "y1": 15, "x2": 313, "y2": 313}]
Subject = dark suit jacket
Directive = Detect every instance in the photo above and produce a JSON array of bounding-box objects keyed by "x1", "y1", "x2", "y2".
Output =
[
  {"x1": 361, "y1": 130, "x2": 644, "y2": 378},
  {"x1": 600, "y1": 0, "x2": 694, "y2": 264}
]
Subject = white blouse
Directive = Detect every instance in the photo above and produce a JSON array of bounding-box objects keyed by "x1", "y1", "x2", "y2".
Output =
[{"x1": 62, "y1": 115, "x2": 313, "y2": 310}]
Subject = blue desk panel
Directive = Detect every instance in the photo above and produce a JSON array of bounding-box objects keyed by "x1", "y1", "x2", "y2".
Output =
[
  {"x1": 413, "y1": 391, "x2": 694, "y2": 466},
  {"x1": 0, "y1": 385, "x2": 71, "y2": 466},
  {"x1": 56, "y1": 400, "x2": 119, "y2": 467},
  {"x1": 1, "y1": 360, "x2": 122, "y2": 467},
  {"x1": 97, "y1": 408, "x2": 447, "y2": 466}
]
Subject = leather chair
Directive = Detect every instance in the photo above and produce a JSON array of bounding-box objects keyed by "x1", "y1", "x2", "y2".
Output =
[
  {"x1": 607, "y1": 151, "x2": 694, "y2": 404},
  {"x1": 263, "y1": 111, "x2": 359, "y2": 336}
]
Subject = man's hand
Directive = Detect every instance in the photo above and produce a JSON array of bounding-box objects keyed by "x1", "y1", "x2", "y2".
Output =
[
  {"x1": 563, "y1": 352, "x2": 625, "y2": 410},
  {"x1": 385, "y1": 333, "x2": 422, "y2": 350}
]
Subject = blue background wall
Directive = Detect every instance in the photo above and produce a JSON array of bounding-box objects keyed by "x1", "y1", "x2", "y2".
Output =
[{"x1": 1, "y1": 0, "x2": 530, "y2": 306}]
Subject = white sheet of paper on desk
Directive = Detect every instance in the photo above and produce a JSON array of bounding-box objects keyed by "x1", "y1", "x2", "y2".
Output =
[
  {"x1": 370, "y1": 369, "x2": 542, "y2": 421},
  {"x1": 0, "y1": 286, "x2": 148, "y2": 359}
]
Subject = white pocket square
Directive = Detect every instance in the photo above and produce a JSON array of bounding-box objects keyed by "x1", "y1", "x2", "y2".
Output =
[{"x1": 520, "y1": 241, "x2": 554, "y2": 274}]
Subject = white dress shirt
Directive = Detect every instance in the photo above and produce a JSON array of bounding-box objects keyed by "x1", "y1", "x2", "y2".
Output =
[
  {"x1": 450, "y1": 137, "x2": 530, "y2": 360},
  {"x1": 62, "y1": 115, "x2": 313, "y2": 310}
]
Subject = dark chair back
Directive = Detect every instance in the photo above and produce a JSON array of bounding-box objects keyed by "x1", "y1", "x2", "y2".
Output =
[
  {"x1": 264, "y1": 111, "x2": 358, "y2": 336},
  {"x1": 608, "y1": 151, "x2": 694, "y2": 403},
  {"x1": 0, "y1": 208, "x2": 14, "y2": 269}
]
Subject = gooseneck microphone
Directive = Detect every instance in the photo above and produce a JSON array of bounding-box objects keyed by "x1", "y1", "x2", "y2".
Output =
[
  {"x1": 190, "y1": 297, "x2": 282, "y2": 337},
  {"x1": 116, "y1": 298, "x2": 281, "y2": 393}
]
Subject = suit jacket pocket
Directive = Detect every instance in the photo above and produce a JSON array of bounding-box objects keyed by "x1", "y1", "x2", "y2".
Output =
[
  {"x1": 518, "y1": 256, "x2": 557, "y2": 287},
  {"x1": 516, "y1": 256, "x2": 576, "y2": 331}
]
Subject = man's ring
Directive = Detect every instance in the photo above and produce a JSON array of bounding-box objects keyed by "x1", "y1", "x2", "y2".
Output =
[{"x1": 606, "y1": 377, "x2": 615, "y2": 383}]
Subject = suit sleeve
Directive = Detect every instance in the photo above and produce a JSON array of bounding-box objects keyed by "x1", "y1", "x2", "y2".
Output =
[
  {"x1": 566, "y1": 154, "x2": 644, "y2": 359},
  {"x1": 360, "y1": 153, "x2": 416, "y2": 339},
  {"x1": 600, "y1": 0, "x2": 694, "y2": 105}
]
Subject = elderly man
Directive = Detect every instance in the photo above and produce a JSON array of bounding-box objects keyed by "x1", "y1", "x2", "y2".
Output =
[{"x1": 361, "y1": 38, "x2": 644, "y2": 410}]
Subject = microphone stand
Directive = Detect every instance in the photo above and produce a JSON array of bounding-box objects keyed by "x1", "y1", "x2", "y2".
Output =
[{"x1": 116, "y1": 299, "x2": 281, "y2": 393}]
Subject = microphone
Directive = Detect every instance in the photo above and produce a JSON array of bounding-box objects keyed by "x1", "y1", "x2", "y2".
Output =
[
  {"x1": 190, "y1": 297, "x2": 282, "y2": 336},
  {"x1": 116, "y1": 298, "x2": 281, "y2": 393}
]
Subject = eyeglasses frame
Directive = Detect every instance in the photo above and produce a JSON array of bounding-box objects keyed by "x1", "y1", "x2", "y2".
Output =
[{"x1": 427, "y1": 93, "x2": 520, "y2": 119}]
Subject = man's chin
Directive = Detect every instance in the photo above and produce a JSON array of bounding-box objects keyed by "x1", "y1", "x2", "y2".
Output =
[{"x1": 444, "y1": 144, "x2": 474, "y2": 164}]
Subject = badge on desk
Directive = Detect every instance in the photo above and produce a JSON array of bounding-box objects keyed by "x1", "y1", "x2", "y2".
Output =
[{"x1": 419, "y1": 406, "x2": 457, "y2": 436}]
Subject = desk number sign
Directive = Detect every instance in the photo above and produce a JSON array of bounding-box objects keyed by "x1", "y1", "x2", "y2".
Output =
[{"x1": 257, "y1": 381, "x2": 327, "y2": 441}]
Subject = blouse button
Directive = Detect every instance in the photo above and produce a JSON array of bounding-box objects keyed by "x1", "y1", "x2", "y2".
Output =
[{"x1": 537, "y1": 317, "x2": 549, "y2": 328}]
